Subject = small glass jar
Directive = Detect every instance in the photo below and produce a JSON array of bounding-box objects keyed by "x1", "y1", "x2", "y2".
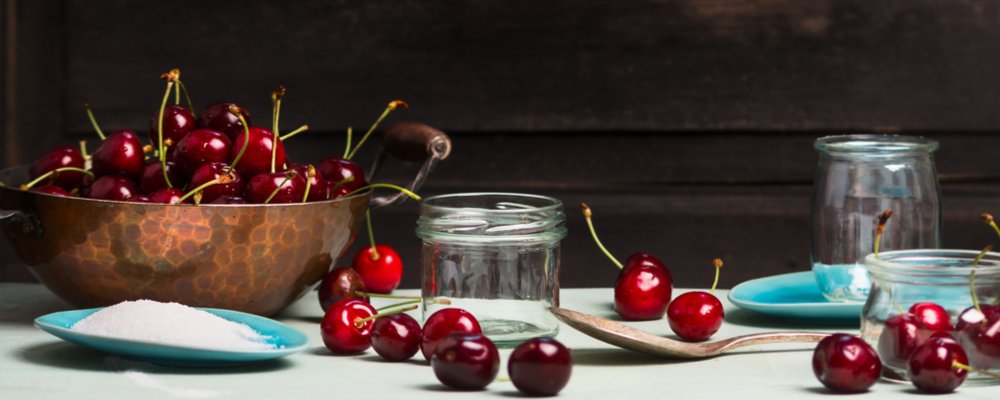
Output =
[
  {"x1": 416, "y1": 193, "x2": 566, "y2": 346},
  {"x1": 862, "y1": 249, "x2": 1000, "y2": 384},
  {"x1": 811, "y1": 134, "x2": 941, "y2": 302}
]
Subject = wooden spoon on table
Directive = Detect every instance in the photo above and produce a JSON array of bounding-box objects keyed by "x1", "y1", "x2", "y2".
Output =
[{"x1": 551, "y1": 307, "x2": 829, "y2": 359}]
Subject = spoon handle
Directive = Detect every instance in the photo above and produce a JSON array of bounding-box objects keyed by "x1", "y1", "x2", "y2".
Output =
[{"x1": 711, "y1": 331, "x2": 830, "y2": 355}]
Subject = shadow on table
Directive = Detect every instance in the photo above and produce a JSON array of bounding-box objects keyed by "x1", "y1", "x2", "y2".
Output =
[
  {"x1": 17, "y1": 341, "x2": 294, "y2": 374},
  {"x1": 725, "y1": 308, "x2": 859, "y2": 330},
  {"x1": 570, "y1": 348, "x2": 686, "y2": 366}
]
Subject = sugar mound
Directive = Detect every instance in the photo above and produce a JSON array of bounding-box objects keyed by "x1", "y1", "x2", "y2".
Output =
[{"x1": 71, "y1": 300, "x2": 275, "y2": 351}]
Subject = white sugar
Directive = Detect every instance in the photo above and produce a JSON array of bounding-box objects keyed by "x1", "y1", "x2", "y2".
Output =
[{"x1": 71, "y1": 300, "x2": 275, "y2": 351}]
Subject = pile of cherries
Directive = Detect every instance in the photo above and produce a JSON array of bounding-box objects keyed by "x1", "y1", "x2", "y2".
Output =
[
  {"x1": 582, "y1": 203, "x2": 725, "y2": 341},
  {"x1": 19, "y1": 69, "x2": 405, "y2": 206},
  {"x1": 318, "y1": 287, "x2": 572, "y2": 396}
]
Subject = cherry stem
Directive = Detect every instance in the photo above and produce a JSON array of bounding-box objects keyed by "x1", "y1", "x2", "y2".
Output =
[
  {"x1": 353, "y1": 304, "x2": 418, "y2": 328},
  {"x1": 227, "y1": 106, "x2": 252, "y2": 175},
  {"x1": 342, "y1": 126, "x2": 353, "y2": 159},
  {"x1": 710, "y1": 258, "x2": 723, "y2": 294},
  {"x1": 301, "y1": 165, "x2": 316, "y2": 203},
  {"x1": 175, "y1": 174, "x2": 231, "y2": 205},
  {"x1": 355, "y1": 291, "x2": 420, "y2": 300},
  {"x1": 78, "y1": 140, "x2": 89, "y2": 159},
  {"x1": 83, "y1": 104, "x2": 106, "y2": 141},
  {"x1": 376, "y1": 299, "x2": 420, "y2": 312},
  {"x1": 952, "y1": 360, "x2": 1000, "y2": 379},
  {"x1": 970, "y1": 244, "x2": 992, "y2": 314},
  {"x1": 174, "y1": 78, "x2": 180, "y2": 105},
  {"x1": 348, "y1": 183, "x2": 422, "y2": 201},
  {"x1": 279, "y1": 124, "x2": 309, "y2": 141},
  {"x1": 19, "y1": 167, "x2": 93, "y2": 190},
  {"x1": 365, "y1": 209, "x2": 380, "y2": 260},
  {"x1": 580, "y1": 202, "x2": 624, "y2": 270},
  {"x1": 345, "y1": 100, "x2": 408, "y2": 160},
  {"x1": 271, "y1": 85, "x2": 286, "y2": 173},
  {"x1": 157, "y1": 70, "x2": 178, "y2": 189},
  {"x1": 331, "y1": 176, "x2": 355, "y2": 191},
  {"x1": 263, "y1": 170, "x2": 297, "y2": 204},
  {"x1": 981, "y1": 213, "x2": 1000, "y2": 241},
  {"x1": 175, "y1": 79, "x2": 195, "y2": 117},
  {"x1": 874, "y1": 209, "x2": 892, "y2": 259}
]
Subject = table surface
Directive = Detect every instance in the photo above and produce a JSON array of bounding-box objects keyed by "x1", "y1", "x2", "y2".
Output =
[{"x1": 1, "y1": 283, "x2": 996, "y2": 399}]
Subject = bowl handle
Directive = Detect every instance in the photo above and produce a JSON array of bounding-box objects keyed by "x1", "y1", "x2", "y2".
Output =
[
  {"x1": 368, "y1": 122, "x2": 452, "y2": 209},
  {"x1": 0, "y1": 209, "x2": 42, "y2": 237}
]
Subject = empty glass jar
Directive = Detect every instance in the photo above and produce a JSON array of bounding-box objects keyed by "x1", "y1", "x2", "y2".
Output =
[
  {"x1": 416, "y1": 193, "x2": 566, "y2": 345},
  {"x1": 811, "y1": 134, "x2": 941, "y2": 302}
]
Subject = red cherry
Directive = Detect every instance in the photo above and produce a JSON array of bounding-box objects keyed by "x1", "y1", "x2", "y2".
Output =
[
  {"x1": 148, "y1": 188, "x2": 187, "y2": 204},
  {"x1": 811, "y1": 333, "x2": 881, "y2": 393},
  {"x1": 196, "y1": 102, "x2": 251, "y2": 141},
  {"x1": 139, "y1": 159, "x2": 184, "y2": 194},
  {"x1": 245, "y1": 170, "x2": 306, "y2": 204},
  {"x1": 88, "y1": 175, "x2": 139, "y2": 201},
  {"x1": 131, "y1": 195, "x2": 152, "y2": 203},
  {"x1": 907, "y1": 336, "x2": 969, "y2": 393},
  {"x1": 876, "y1": 313, "x2": 925, "y2": 369},
  {"x1": 292, "y1": 164, "x2": 332, "y2": 202},
  {"x1": 614, "y1": 252, "x2": 672, "y2": 320},
  {"x1": 352, "y1": 245, "x2": 403, "y2": 294},
  {"x1": 29, "y1": 146, "x2": 86, "y2": 190},
  {"x1": 909, "y1": 302, "x2": 954, "y2": 333},
  {"x1": 318, "y1": 267, "x2": 369, "y2": 311},
  {"x1": 149, "y1": 104, "x2": 194, "y2": 149},
  {"x1": 231, "y1": 126, "x2": 287, "y2": 178},
  {"x1": 92, "y1": 130, "x2": 145, "y2": 178},
  {"x1": 31, "y1": 185, "x2": 72, "y2": 197},
  {"x1": 320, "y1": 298, "x2": 376, "y2": 354},
  {"x1": 172, "y1": 128, "x2": 232, "y2": 177},
  {"x1": 666, "y1": 291, "x2": 724, "y2": 341},
  {"x1": 431, "y1": 332, "x2": 499, "y2": 390},
  {"x1": 317, "y1": 157, "x2": 366, "y2": 192},
  {"x1": 508, "y1": 337, "x2": 572, "y2": 396},
  {"x1": 421, "y1": 308, "x2": 482, "y2": 361},
  {"x1": 956, "y1": 305, "x2": 1000, "y2": 330},
  {"x1": 956, "y1": 309, "x2": 1000, "y2": 370},
  {"x1": 187, "y1": 162, "x2": 244, "y2": 204},
  {"x1": 371, "y1": 313, "x2": 423, "y2": 362}
]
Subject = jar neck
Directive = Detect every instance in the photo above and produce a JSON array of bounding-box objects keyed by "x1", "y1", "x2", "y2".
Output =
[{"x1": 814, "y1": 134, "x2": 939, "y2": 158}]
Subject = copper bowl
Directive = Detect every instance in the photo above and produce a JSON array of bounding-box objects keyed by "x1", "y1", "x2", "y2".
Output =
[{"x1": 0, "y1": 123, "x2": 451, "y2": 316}]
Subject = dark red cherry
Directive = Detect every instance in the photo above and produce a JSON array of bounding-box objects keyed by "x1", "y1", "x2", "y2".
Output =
[
  {"x1": 29, "y1": 146, "x2": 86, "y2": 190},
  {"x1": 149, "y1": 104, "x2": 194, "y2": 149},
  {"x1": 208, "y1": 195, "x2": 246, "y2": 204},
  {"x1": 131, "y1": 195, "x2": 152, "y2": 203},
  {"x1": 139, "y1": 159, "x2": 184, "y2": 194},
  {"x1": 92, "y1": 130, "x2": 145, "y2": 178},
  {"x1": 231, "y1": 126, "x2": 287, "y2": 178},
  {"x1": 187, "y1": 162, "x2": 244, "y2": 204},
  {"x1": 508, "y1": 337, "x2": 572, "y2": 396},
  {"x1": 421, "y1": 308, "x2": 482, "y2": 361},
  {"x1": 318, "y1": 267, "x2": 369, "y2": 311},
  {"x1": 320, "y1": 298, "x2": 376, "y2": 354},
  {"x1": 666, "y1": 291, "x2": 724, "y2": 341},
  {"x1": 876, "y1": 313, "x2": 925, "y2": 369},
  {"x1": 956, "y1": 305, "x2": 1000, "y2": 330},
  {"x1": 907, "y1": 336, "x2": 969, "y2": 393},
  {"x1": 957, "y1": 313, "x2": 1000, "y2": 370},
  {"x1": 431, "y1": 332, "x2": 499, "y2": 390},
  {"x1": 292, "y1": 164, "x2": 332, "y2": 202},
  {"x1": 317, "y1": 157, "x2": 366, "y2": 192},
  {"x1": 371, "y1": 313, "x2": 423, "y2": 362},
  {"x1": 245, "y1": 170, "x2": 305, "y2": 204},
  {"x1": 148, "y1": 188, "x2": 187, "y2": 204},
  {"x1": 811, "y1": 333, "x2": 881, "y2": 393},
  {"x1": 352, "y1": 245, "x2": 403, "y2": 294},
  {"x1": 172, "y1": 128, "x2": 232, "y2": 177},
  {"x1": 909, "y1": 302, "x2": 954, "y2": 333},
  {"x1": 88, "y1": 175, "x2": 139, "y2": 201},
  {"x1": 31, "y1": 185, "x2": 72, "y2": 197},
  {"x1": 614, "y1": 252, "x2": 672, "y2": 320},
  {"x1": 196, "y1": 102, "x2": 251, "y2": 141}
]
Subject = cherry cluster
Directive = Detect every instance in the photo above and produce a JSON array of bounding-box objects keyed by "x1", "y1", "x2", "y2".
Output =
[
  {"x1": 582, "y1": 203, "x2": 725, "y2": 342},
  {"x1": 319, "y1": 298, "x2": 572, "y2": 396},
  {"x1": 20, "y1": 69, "x2": 406, "y2": 206}
]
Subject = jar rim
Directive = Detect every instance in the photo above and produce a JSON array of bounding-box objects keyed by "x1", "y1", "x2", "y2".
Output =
[
  {"x1": 864, "y1": 249, "x2": 1000, "y2": 277},
  {"x1": 814, "y1": 134, "x2": 939, "y2": 156},
  {"x1": 421, "y1": 192, "x2": 564, "y2": 214}
]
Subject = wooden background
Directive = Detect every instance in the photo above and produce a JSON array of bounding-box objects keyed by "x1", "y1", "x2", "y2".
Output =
[{"x1": 1, "y1": 0, "x2": 998, "y2": 290}]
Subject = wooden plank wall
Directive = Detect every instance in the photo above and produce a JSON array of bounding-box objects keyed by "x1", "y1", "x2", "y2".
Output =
[{"x1": 2, "y1": 0, "x2": 998, "y2": 289}]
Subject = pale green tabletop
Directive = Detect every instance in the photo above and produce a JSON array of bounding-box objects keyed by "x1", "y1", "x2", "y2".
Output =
[{"x1": 0, "y1": 283, "x2": 995, "y2": 399}]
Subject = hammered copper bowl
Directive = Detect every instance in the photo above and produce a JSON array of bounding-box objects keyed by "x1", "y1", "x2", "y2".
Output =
[{"x1": 0, "y1": 123, "x2": 451, "y2": 316}]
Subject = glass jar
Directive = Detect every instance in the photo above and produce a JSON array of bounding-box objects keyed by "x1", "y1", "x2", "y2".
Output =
[
  {"x1": 862, "y1": 249, "x2": 1000, "y2": 384},
  {"x1": 811, "y1": 134, "x2": 941, "y2": 302},
  {"x1": 416, "y1": 193, "x2": 567, "y2": 346}
]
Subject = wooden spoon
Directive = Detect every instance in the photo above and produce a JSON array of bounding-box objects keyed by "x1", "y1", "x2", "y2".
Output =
[{"x1": 551, "y1": 307, "x2": 829, "y2": 359}]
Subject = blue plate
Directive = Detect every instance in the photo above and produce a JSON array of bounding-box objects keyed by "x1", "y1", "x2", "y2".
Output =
[
  {"x1": 34, "y1": 307, "x2": 309, "y2": 367},
  {"x1": 728, "y1": 271, "x2": 863, "y2": 320}
]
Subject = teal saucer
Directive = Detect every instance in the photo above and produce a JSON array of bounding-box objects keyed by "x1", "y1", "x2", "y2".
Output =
[
  {"x1": 34, "y1": 307, "x2": 309, "y2": 367},
  {"x1": 728, "y1": 271, "x2": 863, "y2": 320}
]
